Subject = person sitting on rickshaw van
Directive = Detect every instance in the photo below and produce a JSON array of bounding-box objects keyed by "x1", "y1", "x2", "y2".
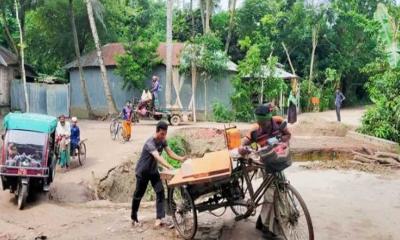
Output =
[
  {"x1": 239, "y1": 104, "x2": 291, "y2": 240},
  {"x1": 56, "y1": 115, "x2": 71, "y2": 169},
  {"x1": 70, "y1": 117, "x2": 80, "y2": 154},
  {"x1": 151, "y1": 75, "x2": 160, "y2": 110},
  {"x1": 121, "y1": 101, "x2": 133, "y2": 141}
]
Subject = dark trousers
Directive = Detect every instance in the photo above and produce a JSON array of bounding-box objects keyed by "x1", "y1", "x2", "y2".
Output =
[
  {"x1": 336, "y1": 104, "x2": 341, "y2": 122},
  {"x1": 131, "y1": 172, "x2": 165, "y2": 221}
]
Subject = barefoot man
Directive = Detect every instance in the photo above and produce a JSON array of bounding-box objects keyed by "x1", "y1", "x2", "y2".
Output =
[{"x1": 131, "y1": 121, "x2": 186, "y2": 227}]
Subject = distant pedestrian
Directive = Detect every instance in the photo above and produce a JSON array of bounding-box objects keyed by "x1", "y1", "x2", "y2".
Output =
[
  {"x1": 335, "y1": 88, "x2": 346, "y2": 122},
  {"x1": 287, "y1": 90, "x2": 297, "y2": 124}
]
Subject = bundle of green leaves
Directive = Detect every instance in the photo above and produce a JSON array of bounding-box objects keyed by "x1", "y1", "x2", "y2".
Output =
[{"x1": 162, "y1": 136, "x2": 187, "y2": 169}]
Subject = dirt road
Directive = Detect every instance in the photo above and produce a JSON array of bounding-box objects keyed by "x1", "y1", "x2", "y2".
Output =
[{"x1": 1, "y1": 108, "x2": 400, "y2": 240}]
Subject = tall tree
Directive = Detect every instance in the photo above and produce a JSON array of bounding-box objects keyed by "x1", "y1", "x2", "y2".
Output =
[
  {"x1": 205, "y1": 0, "x2": 210, "y2": 33},
  {"x1": 68, "y1": 0, "x2": 94, "y2": 118},
  {"x1": 190, "y1": 0, "x2": 195, "y2": 38},
  {"x1": 308, "y1": 25, "x2": 318, "y2": 93},
  {"x1": 165, "y1": 0, "x2": 173, "y2": 108},
  {"x1": 224, "y1": 0, "x2": 236, "y2": 53},
  {"x1": 15, "y1": 0, "x2": 29, "y2": 112},
  {"x1": 85, "y1": 0, "x2": 117, "y2": 114}
]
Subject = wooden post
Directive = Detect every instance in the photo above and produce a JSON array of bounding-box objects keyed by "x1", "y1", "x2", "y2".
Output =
[{"x1": 191, "y1": 62, "x2": 197, "y2": 122}]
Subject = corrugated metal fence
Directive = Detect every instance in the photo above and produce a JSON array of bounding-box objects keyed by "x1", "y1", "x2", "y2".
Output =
[{"x1": 11, "y1": 80, "x2": 69, "y2": 117}]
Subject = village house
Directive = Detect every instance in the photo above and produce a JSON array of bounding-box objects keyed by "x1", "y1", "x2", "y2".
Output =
[{"x1": 64, "y1": 42, "x2": 238, "y2": 119}]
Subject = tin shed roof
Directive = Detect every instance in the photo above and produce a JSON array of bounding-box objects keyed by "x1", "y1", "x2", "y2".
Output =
[
  {"x1": 0, "y1": 46, "x2": 18, "y2": 66},
  {"x1": 64, "y1": 43, "x2": 126, "y2": 69}
]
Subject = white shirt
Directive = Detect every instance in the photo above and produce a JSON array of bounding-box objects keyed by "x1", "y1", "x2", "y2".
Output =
[{"x1": 56, "y1": 121, "x2": 71, "y2": 137}]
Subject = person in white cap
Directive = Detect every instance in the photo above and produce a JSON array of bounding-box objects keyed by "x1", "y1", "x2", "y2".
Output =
[{"x1": 70, "y1": 117, "x2": 80, "y2": 156}]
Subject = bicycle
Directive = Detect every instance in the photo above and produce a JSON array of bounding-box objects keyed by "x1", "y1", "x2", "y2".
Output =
[
  {"x1": 109, "y1": 117, "x2": 122, "y2": 141},
  {"x1": 71, "y1": 139, "x2": 87, "y2": 166}
]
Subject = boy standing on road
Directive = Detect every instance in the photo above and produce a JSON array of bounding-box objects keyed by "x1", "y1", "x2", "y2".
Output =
[{"x1": 131, "y1": 121, "x2": 186, "y2": 227}]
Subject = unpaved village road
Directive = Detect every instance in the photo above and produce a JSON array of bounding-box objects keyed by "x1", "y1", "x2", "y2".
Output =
[{"x1": 1, "y1": 108, "x2": 400, "y2": 240}]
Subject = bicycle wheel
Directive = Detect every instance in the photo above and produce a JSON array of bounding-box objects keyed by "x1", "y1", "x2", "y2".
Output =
[
  {"x1": 116, "y1": 124, "x2": 123, "y2": 141},
  {"x1": 274, "y1": 183, "x2": 314, "y2": 240},
  {"x1": 78, "y1": 142, "x2": 87, "y2": 166},
  {"x1": 168, "y1": 186, "x2": 197, "y2": 240},
  {"x1": 110, "y1": 120, "x2": 117, "y2": 140},
  {"x1": 230, "y1": 165, "x2": 262, "y2": 217},
  {"x1": 230, "y1": 175, "x2": 250, "y2": 216}
]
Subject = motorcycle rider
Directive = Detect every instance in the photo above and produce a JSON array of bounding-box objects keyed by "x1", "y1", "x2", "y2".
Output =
[{"x1": 239, "y1": 103, "x2": 291, "y2": 239}]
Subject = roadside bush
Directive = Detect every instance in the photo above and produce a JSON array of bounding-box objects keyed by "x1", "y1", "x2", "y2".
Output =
[
  {"x1": 358, "y1": 61, "x2": 400, "y2": 142},
  {"x1": 212, "y1": 102, "x2": 235, "y2": 123},
  {"x1": 162, "y1": 136, "x2": 187, "y2": 169}
]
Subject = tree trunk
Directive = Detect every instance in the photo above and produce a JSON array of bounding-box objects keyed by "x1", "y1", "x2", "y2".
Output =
[
  {"x1": 281, "y1": 42, "x2": 296, "y2": 75},
  {"x1": 85, "y1": 0, "x2": 117, "y2": 115},
  {"x1": 205, "y1": 0, "x2": 210, "y2": 33},
  {"x1": 308, "y1": 26, "x2": 318, "y2": 94},
  {"x1": 165, "y1": 0, "x2": 173, "y2": 108},
  {"x1": 224, "y1": 0, "x2": 236, "y2": 53},
  {"x1": 69, "y1": 0, "x2": 94, "y2": 118},
  {"x1": 15, "y1": 0, "x2": 29, "y2": 112},
  {"x1": 204, "y1": 77, "x2": 207, "y2": 120},
  {"x1": 191, "y1": 62, "x2": 197, "y2": 122},
  {"x1": 190, "y1": 0, "x2": 194, "y2": 38},
  {"x1": 199, "y1": 0, "x2": 205, "y2": 33},
  {"x1": 260, "y1": 77, "x2": 264, "y2": 104}
]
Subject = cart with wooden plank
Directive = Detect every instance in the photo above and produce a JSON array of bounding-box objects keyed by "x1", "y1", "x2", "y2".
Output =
[{"x1": 163, "y1": 150, "x2": 244, "y2": 239}]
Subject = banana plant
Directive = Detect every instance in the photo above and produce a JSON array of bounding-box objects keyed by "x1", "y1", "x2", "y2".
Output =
[{"x1": 374, "y1": 3, "x2": 400, "y2": 68}]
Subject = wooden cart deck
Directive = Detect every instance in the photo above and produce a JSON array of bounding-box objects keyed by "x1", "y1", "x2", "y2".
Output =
[{"x1": 163, "y1": 150, "x2": 232, "y2": 187}]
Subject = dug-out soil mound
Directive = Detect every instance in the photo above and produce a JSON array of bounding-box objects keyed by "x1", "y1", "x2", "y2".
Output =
[
  {"x1": 96, "y1": 128, "x2": 227, "y2": 202},
  {"x1": 96, "y1": 159, "x2": 137, "y2": 203},
  {"x1": 172, "y1": 127, "x2": 227, "y2": 157}
]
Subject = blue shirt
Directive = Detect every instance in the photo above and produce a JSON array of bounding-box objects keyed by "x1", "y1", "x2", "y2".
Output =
[
  {"x1": 70, "y1": 125, "x2": 80, "y2": 145},
  {"x1": 122, "y1": 106, "x2": 132, "y2": 120}
]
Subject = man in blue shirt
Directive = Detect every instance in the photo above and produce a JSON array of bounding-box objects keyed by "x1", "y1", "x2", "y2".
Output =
[
  {"x1": 335, "y1": 88, "x2": 346, "y2": 122},
  {"x1": 70, "y1": 117, "x2": 80, "y2": 154}
]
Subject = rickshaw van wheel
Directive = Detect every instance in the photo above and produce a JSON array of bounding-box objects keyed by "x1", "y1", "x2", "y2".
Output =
[
  {"x1": 168, "y1": 187, "x2": 197, "y2": 240},
  {"x1": 17, "y1": 184, "x2": 28, "y2": 210},
  {"x1": 169, "y1": 115, "x2": 181, "y2": 126}
]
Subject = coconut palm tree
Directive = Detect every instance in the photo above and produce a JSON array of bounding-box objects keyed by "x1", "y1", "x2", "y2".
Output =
[
  {"x1": 85, "y1": 0, "x2": 117, "y2": 115},
  {"x1": 68, "y1": 0, "x2": 94, "y2": 118}
]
